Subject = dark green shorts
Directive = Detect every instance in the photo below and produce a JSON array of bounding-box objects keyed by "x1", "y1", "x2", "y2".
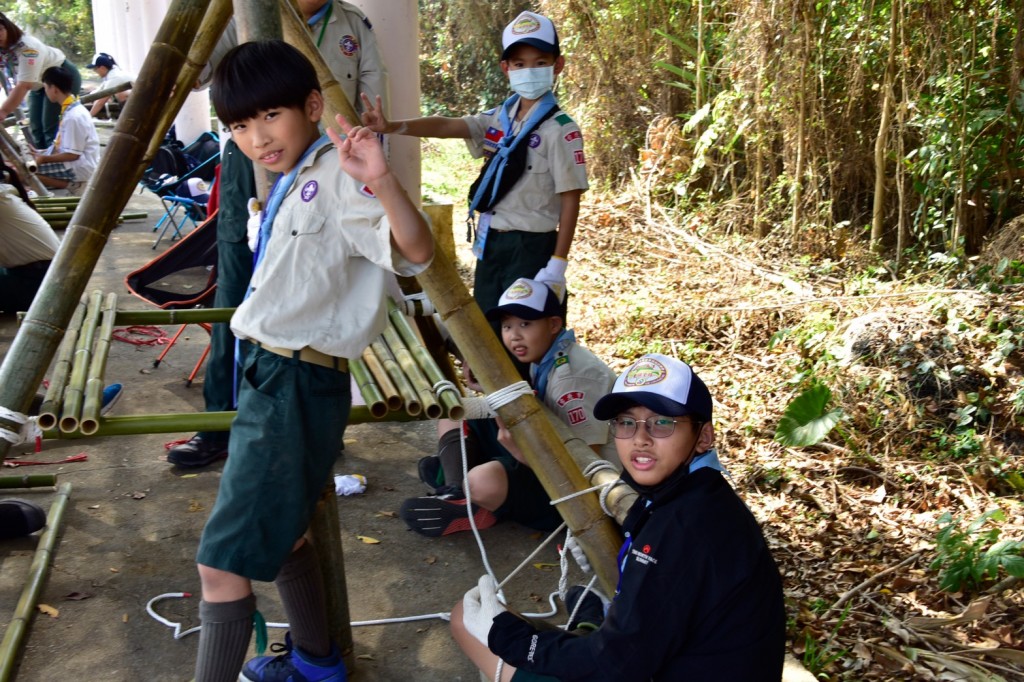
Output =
[
  {"x1": 473, "y1": 229, "x2": 557, "y2": 316},
  {"x1": 511, "y1": 669, "x2": 560, "y2": 682},
  {"x1": 196, "y1": 347, "x2": 350, "y2": 581}
]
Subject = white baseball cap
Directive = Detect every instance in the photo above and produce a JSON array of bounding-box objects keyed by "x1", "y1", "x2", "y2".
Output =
[
  {"x1": 501, "y1": 11, "x2": 560, "y2": 60},
  {"x1": 485, "y1": 277, "x2": 564, "y2": 321},
  {"x1": 594, "y1": 354, "x2": 713, "y2": 421}
]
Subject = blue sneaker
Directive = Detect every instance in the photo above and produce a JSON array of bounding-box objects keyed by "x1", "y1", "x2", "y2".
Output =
[
  {"x1": 100, "y1": 383, "x2": 123, "y2": 416},
  {"x1": 239, "y1": 633, "x2": 347, "y2": 682}
]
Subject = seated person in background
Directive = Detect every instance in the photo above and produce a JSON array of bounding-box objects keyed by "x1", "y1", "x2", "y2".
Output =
[
  {"x1": 400, "y1": 277, "x2": 616, "y2": 537},
  {"x1": 0, "y1": 163, "x2": 59, "y2": 313},
  {"x1": 86, "y1": 53, "x2": 134, "y2": 118},
  {"x1": 452, "y1": 353, "x2": 787, "y2": 681},
  {"x1": 31, "y1": 66, "x2": 99, "y2": 192}
]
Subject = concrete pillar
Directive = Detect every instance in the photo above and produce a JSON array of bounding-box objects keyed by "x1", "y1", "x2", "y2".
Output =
[{"x1": 352, "y1": 0, "x2": 421, "y2": 205}]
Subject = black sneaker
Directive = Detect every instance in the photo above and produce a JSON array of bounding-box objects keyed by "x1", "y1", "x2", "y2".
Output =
[
  {"x1": 167, "y1": 435, "x2": 228, "y2": 468},
  {"x1": 565, "y1": 585, "x2": 606, "y2": 632},
  {"x1": 417, "y1": 455, "x2": 444, "y2": 492},
  {"x1": 399, "y1": 490, "x2": 496, "y2": 537},
  {"x1": 0, "y1": 498, "x2": 46, "y2": 539}
]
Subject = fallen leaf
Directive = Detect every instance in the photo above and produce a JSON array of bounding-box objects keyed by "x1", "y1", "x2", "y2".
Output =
[
  {"x1": 109, "y1": 567, "x2": 119, "y2": 573},
  {"x1": 131, "y1": 492, "x2": 146, "y2": 500},
  {"x1": 533, "y1": 562, "x2": 558, "y2": 571},
  {"x1": 123, "y1": 613, "x2": 129, "y2": 623},
  {"x1": 375, "y1": 510, "x2": 397, "y2": 518},
  {"x1": 356, "y1": 654, "x2": 375, "y2": 660},
  {"x1": 37, "y1": 604, "x2": 59, "y2": 618},
  {"x1": 357, "y1": 535, "x2": 380, "y2": 544},
  {"x1": 188, "y1": 500, "x2": 204, "y2": 513},
  {"x1": 88, "y1": 505, "x2": 100, "y2": 510},
  {"x1": 181, "y1": 474, "x2": 198, "y2": 479},
  {"x1": 62, "y1": 592, "x2": 94, "y2": 601},
  {"x1": 344, "y1": 439, "x2": 358, "y2": 445},
  {"x1": 424, "y1": 556, "x2": 437, "y2": 565}
]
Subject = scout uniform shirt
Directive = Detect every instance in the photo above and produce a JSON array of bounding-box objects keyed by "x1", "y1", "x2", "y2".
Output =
[
  {"x1": 0, "y1": 183, "x2": 59, "y2": 267},
  {"x1": 49, "y1": 100, "x2": 99, "y2": 182},
  {"x1": 98, "y1": 64, "x2": 134, "y2": 91},
  {"x1": 6, "y1": 34, "x2": 65, "y2": 89},
  {"x1": 462, "y1": 100, "x2": 588, "y2": 233},
  {"x1": 229, "y1": 143, "x2": 428, "y2": 360},
  {"x1": 307, "y1": 1, "x2": 387, "y2": 110},
  {"x1": 541, "y1": 342, "x2": 618, "y2": 460}
]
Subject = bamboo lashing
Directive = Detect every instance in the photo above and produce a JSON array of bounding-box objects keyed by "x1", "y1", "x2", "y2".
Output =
[
  {"x1": 360, "y1": 346, "x2": 403, "y2": 412},
  {"x1": 37, "y1": 298, "x2": 87, "y2": 431}
]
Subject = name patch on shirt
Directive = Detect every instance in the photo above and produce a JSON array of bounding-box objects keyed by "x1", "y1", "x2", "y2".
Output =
[
  {"x1": 301, "y1": 180, "x2": 318, "y2": 202},
  {"x1": 556, "y1": 391, "x2": 584, "y2": 407},
  {"x1": 564, "y1": 130, "x2": 582, "y2": 143},
  {"x1": 573, "y1": 149, "x2": 586, "y2": 165},
  {"x1": 339, "y1": 35, "x2": 360, "y2": 57},
  {"x1": 631, "y1": 544, "x2": 659, "y2": 566}
]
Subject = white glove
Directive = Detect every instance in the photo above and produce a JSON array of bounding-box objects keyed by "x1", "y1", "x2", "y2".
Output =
[
  {"x1": 562, "y1": 535, "x2": 592, "y2": 574},
  {"x1": 245, "y1": 197, "x2": 262, "y2": 252},
  {"x1": 461, "y1": 574, "x2": 506, "y2": 645},
  {"x1": 534, "y1": 256, "x2": 568, "y2": 302}
]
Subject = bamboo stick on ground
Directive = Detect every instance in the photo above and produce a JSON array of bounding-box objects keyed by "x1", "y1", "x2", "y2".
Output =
[
  {"x1": 0, "y1": 474, "x2": 56, "y2": 489},
  {"x1": 370, "y1": 337, "x2": 421, "y2": 416},
  {"x1": 38, "y1": 298, "x2": 87, "y2": 431},
  {"x1": 360, "y1": 347, "x2": 402, "y2": 412},
  {"x1": 387, "y1": 299, "x2": 464, "y2": 420},
  {"x1": 79, "y1": 293, "x2": 119, "y2": 435},
  {"x1": 59, "y1": 291, "x2": 104, "y2": 434},
  {"x1": 0, "y1": 481, "x2": 71, "y2": 682},
  {"x1": 382, "y1": 324, "x2": 441, "y2": 420},
  {"x1": 349, "y1": 358, "x2": 388, "y2": 419}
]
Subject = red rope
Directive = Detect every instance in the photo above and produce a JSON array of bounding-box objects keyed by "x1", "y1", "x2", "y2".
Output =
[
  {"x1": 2, "y1": 453, "x2": 88, "y2": 467},
  {"x1": 112, "y1": 325, "x2": 169, "y2": 346}
]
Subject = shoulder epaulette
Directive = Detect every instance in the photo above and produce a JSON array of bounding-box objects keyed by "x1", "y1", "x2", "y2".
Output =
[{"x1": 555, "y1": 113, "x2": 574, "y2": 126}]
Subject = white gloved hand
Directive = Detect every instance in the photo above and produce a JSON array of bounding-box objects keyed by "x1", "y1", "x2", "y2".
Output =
[
  {"x1": 534, "y1": 256, "x2": 568, "y2": 302},
  {"x1": 245, "y1": 197, "x2": 262, "y2": 252},
  {"x1": 461, "y1": 574, "x2": 506, "y2": 645},
  {"x1": 563, "y1": 534, "x2": 592, "y2": 574}
]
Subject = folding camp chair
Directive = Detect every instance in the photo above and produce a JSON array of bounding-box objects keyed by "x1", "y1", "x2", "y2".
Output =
[
  {"x1": 140, "y1": 130, "x2": 221, "y2": 248},
  {"x1": 124, "y1": 208, "x2": 219, "y2": 386}
]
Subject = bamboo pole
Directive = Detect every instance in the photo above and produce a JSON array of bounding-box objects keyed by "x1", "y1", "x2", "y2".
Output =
[
  {"x1": 0, "y1": 124, "x2": 47, "y2": 196},
  {"x1": 0, "y1": 0, "x2": 213, "y2": 462},
  {"x1": 80, "y1": 80, "x2": 133, "y2": 105},
  {"x1": 38, "y1": 298, "x2": 87, "y2": 431},
  {"x1": 308, "y1": 483, "x2": 354, "y2": 669},
  {"x1": 79, "y1": 293, "x2": 119, "y2": 435},
  {"x1": 59, "y1": 291, "x2": 104, "y2": 434},
  {"x1": 386, "y1": 299, "x2": 464, "y2": 420},
  {"x1": 0, "y1": 474, "x2": 56, "y2": 489},
  {"x1": 144, "y1": 0, "x2": 234, "y2": 163},
  {"x1": 382, "y1": 325, "x2": 441, "y2": 420},
  {"x1": 360, "y1": 347, "x2": 403, "y2": 412},
  {"x1": 113, "y1": 308, "x2": 235, "y2": 325},
  {"x1": 370, "y1": 337, "x2": 420, "y2": 416},
  {"x1": 414, "y1": 251, "x2": 624, "y2": 597},
  {"x1": 0, "y1": 481, "x2": 71, "y2": 682},
  {"x1": 349, "y1": 358, "x2": 388, "y2": 419}
]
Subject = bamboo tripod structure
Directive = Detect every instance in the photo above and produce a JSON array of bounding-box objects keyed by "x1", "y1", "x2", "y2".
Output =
[{"x1": 0, "y1": 0, "x2": 624, "y2": 672}]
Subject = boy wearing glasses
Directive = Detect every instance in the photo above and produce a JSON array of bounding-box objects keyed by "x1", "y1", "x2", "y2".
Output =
[
  {"x1": 400, "y1": 277, "x2": 616, "y2": 537},
  {"x1": 452, "y1": 353, "x2": 786, "y2": 680}
]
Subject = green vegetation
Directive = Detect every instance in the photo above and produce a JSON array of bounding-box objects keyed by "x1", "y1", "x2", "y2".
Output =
[{"x1": 930, "y1": 509, "x2": 1024, "y2": 593}]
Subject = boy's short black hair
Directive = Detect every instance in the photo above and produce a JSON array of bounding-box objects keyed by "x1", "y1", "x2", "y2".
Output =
[
  {"x1": 212, "y1": 40, "x2": 321, "y2": 125},
  {"x1": 41, "y1": 66, "x2": 74, "y2": 94}
]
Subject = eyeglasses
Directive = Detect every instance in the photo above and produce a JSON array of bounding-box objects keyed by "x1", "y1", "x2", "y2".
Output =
[{"x1": 609, "y1": 416, "x2": 694, "y2": 439}]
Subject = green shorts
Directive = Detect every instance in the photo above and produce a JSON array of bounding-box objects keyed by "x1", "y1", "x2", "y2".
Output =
[
  {"x1": 511, "y1": 669, "x2": 560, "y2": 681},
  {"x1": 196, "y1": 347, "x2": 350, "y2": 581},
  {"x1": 468, "y1": 419, "x2": 562, "y2": 532}
]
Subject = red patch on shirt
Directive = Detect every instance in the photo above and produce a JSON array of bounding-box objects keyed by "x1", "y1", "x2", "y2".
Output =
[
  {"x1": 359, "y1": 184, "x2": 376, "y2": 198},
  {"x1": 556, "y1": 391, "x2": 584, "y2": 407},
  {"x1": 567, "y1": 406, "x2": 587, "y2": 425},
  {"x1": 573, "y1": 149, "x2": 586, "y2": 165},
  {"x1": 564, "y1": 130, "x2": 582, "y2": 143}
]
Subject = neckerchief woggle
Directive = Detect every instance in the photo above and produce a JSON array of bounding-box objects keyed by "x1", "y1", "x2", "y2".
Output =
[
  {"x1": 467, "y1": 90, "x2": 557, "y2": 214},
  {"x1": 233, "y1": 133, "x2": 332, "y2": 405},
  {"x1": 530, "y1": 327, "x2": 575, "y2": 398}
]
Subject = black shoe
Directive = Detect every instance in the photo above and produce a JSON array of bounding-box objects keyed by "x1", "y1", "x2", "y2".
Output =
[
  {"x1": 565, "y1": 585, "x2": 606, "y2": 632},
  {"x1": 417, "y1": 455, "x2": 444, "y2": 492},
  {"x1": 167, "y1": 435, "x2": 228, "y2": 468},
  {"x1": 0, "y1": 498, "x2": 46, "y2": 539}
]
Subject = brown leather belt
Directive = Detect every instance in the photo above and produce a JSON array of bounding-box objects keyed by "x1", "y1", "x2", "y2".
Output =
[{"x1": 255, "y1": 342, "x2": 348, "y2": 372}]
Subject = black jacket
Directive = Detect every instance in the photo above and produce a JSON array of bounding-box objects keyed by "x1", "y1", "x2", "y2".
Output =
[{"x1": 489, "y1": 466, "x2": 786, "y2": 681}]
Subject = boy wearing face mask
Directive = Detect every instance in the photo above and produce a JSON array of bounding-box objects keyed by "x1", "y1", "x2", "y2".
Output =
[{"x1": 359, "y1": 11, "x2": 586, "y2": 321}]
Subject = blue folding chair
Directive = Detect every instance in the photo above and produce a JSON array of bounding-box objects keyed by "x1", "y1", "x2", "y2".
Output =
[{"x1": 140, "y1": 130, "x2": 220, "y2": 248}]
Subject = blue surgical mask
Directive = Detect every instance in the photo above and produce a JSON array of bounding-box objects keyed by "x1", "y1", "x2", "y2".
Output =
[{"x1": 508, "y1": 66, "x2": 554, "y2": 100}]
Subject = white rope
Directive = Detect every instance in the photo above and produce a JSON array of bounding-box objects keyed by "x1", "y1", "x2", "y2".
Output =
[
  {"x1": 0, "y1": 405, "x2": 28, "y2": 443},
  {"x1": 431, "y1": 379, "x2": 459, "y2": 400},
  {"x1": 484, "y1": 380, "x2": 533, "y2": 411},
  {"x1": 460, "y1": 396, "x2": 496, "y2": 420},
  {"x1": 398, "y1": 291, "x2": 435, "y2": 316}
]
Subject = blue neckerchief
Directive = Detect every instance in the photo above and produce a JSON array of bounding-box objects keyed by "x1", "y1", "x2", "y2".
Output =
[
  {"x1": 250, "y1": 133, "x2": 331, "y2": 274},
  {"x1": 530, "y1": 328, "x2": 575, "y2": 398},
  {"x1": 468, "y1": 91, "x2": 557, "y2": 213},
  {"x1": 307, "y1": 1, "x2": 331, "y2": 25}
]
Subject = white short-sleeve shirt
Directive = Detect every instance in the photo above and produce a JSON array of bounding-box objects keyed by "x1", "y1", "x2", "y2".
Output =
[
  {"x1": 541, "y1": 341, "x2": 618, "y2": 460},
  {"x1": 51, "y1": 102, "x2": 99, "y2": 182},
  {"x1": 10, "y1": 35, "x2": 66, "y2": 89},
  {"x1": 0, "y1": 183, "x2": 60, "y2": 267}
]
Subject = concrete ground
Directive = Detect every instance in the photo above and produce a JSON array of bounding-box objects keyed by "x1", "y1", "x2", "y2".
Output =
[{"x1": 0, "y1": 148, "x2": 577, "y2": 681}]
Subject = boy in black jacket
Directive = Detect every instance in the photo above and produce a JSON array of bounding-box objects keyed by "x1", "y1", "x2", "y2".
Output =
[{"x1": 452, "y1": 353, "x2": 786, "y2": 681}]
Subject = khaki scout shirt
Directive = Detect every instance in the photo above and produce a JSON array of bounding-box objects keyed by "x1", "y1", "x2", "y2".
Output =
[
  {"x1": 462, "y1": 101, "x2": 588, "y2": 233},
  {"x1": 541, "y1": 341, "x2": 618, "y2": 460},
  {"x1": 230, "y1": 144, "x2": 429, "y2": 359},
  {"x1": 0, "y1": 184, "x2": 60, "y2": 267}
]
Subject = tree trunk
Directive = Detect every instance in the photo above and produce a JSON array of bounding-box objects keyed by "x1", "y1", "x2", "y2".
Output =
[{"x1": 871, "y1": 0, "x2": 899, "y2": 251}]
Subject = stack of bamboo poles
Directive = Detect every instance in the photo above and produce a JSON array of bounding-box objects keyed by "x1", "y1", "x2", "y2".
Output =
[
  {"x1": 350, "y1": 299, "x2": 464, "y2": 421},
  {"x1": 37, "y1": 291, "x2": 118, "y2": 437},
  {"x1": 33, "y1": 196, "x2": 146, "y2": 230}
]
